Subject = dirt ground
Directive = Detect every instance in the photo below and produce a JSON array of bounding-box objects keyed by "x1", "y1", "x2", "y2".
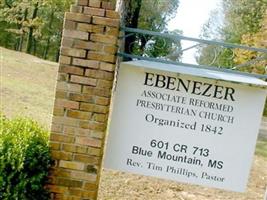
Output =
[{"x1": 1, "y1": 47, "x2": 267, "y2": 200}]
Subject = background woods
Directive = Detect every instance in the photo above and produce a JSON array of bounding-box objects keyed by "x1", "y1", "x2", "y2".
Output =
[
  {"x1": 0, "y1": 0, "x2": 73, "y2": 61},
  {"x1": 117, "y1": 0, "x2": 182, "y2": 61},
  {"x1": 0, "y1": 0, "x2": 182, "y2": 62},
  {"x1": 197, "y1": 0, "x2": 267, "y2": 74}
]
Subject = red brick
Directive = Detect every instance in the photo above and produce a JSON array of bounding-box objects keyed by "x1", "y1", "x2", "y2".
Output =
[
  {"x1": 90, "y1": 131, "x2": 104, "y2": 139},
  {"x1": 70, "y1": 75, "x2": 97, "y2": 86},
  {"x1": 80, "y1": 103, "x2": 108, "y2": 113},
  {"x1": 64, "y1": 126, "x2": 92, "y2": 137},
  {"x1": 47, "y1": 185, "x2": 68, "y2": 194},
  {"x1": 57, "y1": 73, "x2": 69, "y2": 82},
  {"x1": 92, "y1": 16, "x2": 119, "y2": 27},
  {"x1": 90, "y1": 34, "x2": 117, "y2": 45},
  {"x1": 87, "y1": 147, "x2": 101, "y2": 156},
  {"x1": 76, "y1": 23, "x2": 93, "y2": 32},
  {"x1": 87, "y1": 52, "x2": 116, "y2": 63},
  {"x1": 101, "y1": 1, "x2": 116, "y2": 10},
  {"x1": 76, "y1": 0, "x2": 88, "y2": 6},
  {"x1": 53, "y1": 106, "x2": 65, "y2": 116},
  {"x1": 63, "y1": 29, "x2": 89, "y2": 40},
  {"x1": 59, "y1": 65, "x2": 84, "y2": 75},
  {"x1": 51, "y1": 123, "x2": 63, "y2": 133},
  {"x1": 70, "y1": 5, "x2": 83, "y2": 13},
  {"x1": 59, "y1": 56, "x2": 71, "y2": 65},
  {"x1": 83, "y1": 86, "x2": 111, "y2": 97},
  {"x1": 103, "y1": 45, "x2": 117, "y2": 54},
  {"x1": 56, "y1": 81, "x2": 68, "y2": 91},
  {"x1": 105, "y1": 26, "x2": 119, "y2": 36},
  {"x1": 61, "y1": 47, "x2": 86, "y2": 58},
  {"x1": 70, "y1": 171, "x2": 97, "y2": 182},
  {"x1": 55, "y1": 91, "x2": 68, "y2": 99},
  {"x1": 74, "y1": 154, "x2": 99, "y2": 164},
  {"x1": 80, "y1": 121, "x2": 106, "y2": 131},
  {"x1": 97, "y1": 79, "x2": 113, "y2": 89},
  {"x1": 75, "y1": 137, "x2": 102, "y2": 147},
  {"x1": 64, "y1": 20, "x2": 76, "y2": 30},
  {"x1": 52, "y1": 116, "x2": 80, "y2": 127},
  {"x1": 95, "y1": 96, "x2": 110, "y2": 105},
  {"x1": 61, "y1": 37, "x2": 74, "y2": 48},
  {"x1": 69, "y1": 93, "x2": 94, "y2": 103},
  {"x1": 65, "y1": 12, "x2": 92, "y2": 23},
  {"x1": 73, "y1": 40, "x2": 103, "y2": 51},
  {"x1": 84, "y1": 182, "x2": 97, "y2": 190},
  {"x1": 105, "y1": 10, "x2": 119, "y2": 18},
  {"x1": 55, "y1": 99, "x2": 79, "y2": 109},
  {"x1": 63, "y1": 144, "x2": 88, "y2": 154},
  {"x1": 69, "y1": 83, "x2": 82, "y2": 92},
  {"x1": 59, "y1": 160, "x2": 85, "y2": 170},
  {"x1": 100, "y1": 62, "x2": 115, "y2": 72},
  {"x1": 92, "y1": 113, "x2": 107, "y2": 122},
  {"x1": 85, "y1": 69, "x2": 114, "y2": 80},
  {"x1": 56, "y1": 178, "x2": 83, "y2": 188},
  {"x1": 67, "y1": 110, "x2": 92, "y2": 120},
  {"x1": 73, "y1": 58, "x2": 99, "y2": 68},
  {"x1": 50, "y1": 133, "x2": 75, "y2": 143},
  {"x1": 92, "y1": 25, "x2": 105, "y2": 33},
  {"x1": 89, "y1": 0, "x2": 101, "y2": 8},
  {"x1": 50, "y1": 142, "x2": 61, "y2": 150},
  {"x1": 51, "y1": 151, "x2": 73, "y2": 161},
  {"x1": 84, "y1": 7, "x2": 105, "y2": 16}
]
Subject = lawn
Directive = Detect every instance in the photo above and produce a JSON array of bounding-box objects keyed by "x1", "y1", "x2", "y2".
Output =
[
  {"x1": 1, "y1": 47, "x2": 58, "y2": 128},
  {"x1": 1, "y1": 47, "x2": 267, "y2": 200}
]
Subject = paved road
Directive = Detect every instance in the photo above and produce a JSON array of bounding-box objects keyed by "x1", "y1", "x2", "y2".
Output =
[{"x1": 259, "y1": 117, "x2": 267, "y2": 140}]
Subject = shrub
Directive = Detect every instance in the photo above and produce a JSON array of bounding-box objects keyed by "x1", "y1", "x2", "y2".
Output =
[{"x1": 0, "y1": 115, "x2": 53, "y2": 200}]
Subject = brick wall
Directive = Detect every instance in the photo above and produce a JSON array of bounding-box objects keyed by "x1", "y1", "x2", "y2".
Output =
[{"x1": 48, "y1": 0, "x2": 119, "y2": 199}]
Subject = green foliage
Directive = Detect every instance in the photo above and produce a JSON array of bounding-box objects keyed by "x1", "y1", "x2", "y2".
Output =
[
  {"x1": 0, "y1": 0, "x2": 73, "y2": 61},
  {"x1": 122, "y1": 0, "x2": 182, "y2": 61},
  {"x1": 256, "y1": 139, "x2": 267, "y2": 159},
  {"x1": 197, "y1": 0, "x2": 267, "y2": 68},
  {"x1": 0, "y1": 115, "x2": 52, "y2": 200}
]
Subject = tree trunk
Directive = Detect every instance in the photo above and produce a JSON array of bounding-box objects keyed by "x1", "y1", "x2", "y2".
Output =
[
  {"x1": 55, "y1": 31, "x2": 62, "y2": 62},
  {"x1": 26, "y1": 2, "x2": 39, "y2": 54},
  {"x1": 33, "y1": 38, "x2": 37, "y2": 55},
  {"x1": 43, "y1": 10, "x2": 54, "y2": 60},
  {"x1": 18, "y1": 8, "x2": 28, "y2": 52},
  {"x1": 117, "y1": 0, "x2": 142, "y2": 60}
]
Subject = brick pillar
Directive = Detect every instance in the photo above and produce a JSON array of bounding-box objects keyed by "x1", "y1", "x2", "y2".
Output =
[{"x1": 48, "y1": 0, "x2": 120, "y2": 199}]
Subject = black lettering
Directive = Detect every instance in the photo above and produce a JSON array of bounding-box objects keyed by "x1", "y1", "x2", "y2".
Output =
[
  {"x1": 155, "y1": 74, "x2": 166, "y2": 88},
  {"x1": 144, "y1": 72, "x2": 154, "y2": 86},
  {"x1": 208, "y1": 160, "x2": 224, "y2": 169},
  {"x1": 213, "y1": 85, "x2": 224, "y2": 99},
  {"x1": 202, "y1": 83, "x2": 212, "y2": 97},
  {"x1": 166, "y1": 76, "x2": 176, "y2": 90},
  {"x1": 224, "y1": 87, "x2": 235, "y2": 101},
  {"x1": 192, "y1": 81, "x2": 202, "y2": 95},
  {"x1": 177, "y1": 78, "x2": 190, "y2": 92}
]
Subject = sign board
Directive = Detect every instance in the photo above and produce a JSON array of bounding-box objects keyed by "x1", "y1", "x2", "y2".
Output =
[{"x1": 104, "y1": 61, "x2": 267, "y2": 192}]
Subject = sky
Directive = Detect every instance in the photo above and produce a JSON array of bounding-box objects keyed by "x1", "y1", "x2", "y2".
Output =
[{"x1": 168, "y1": 0, "x2": 221, "y2": 64}]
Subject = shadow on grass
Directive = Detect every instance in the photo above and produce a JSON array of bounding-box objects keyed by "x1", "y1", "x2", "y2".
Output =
[{"x1": 256, "y1": 139, "x2": 267, "y2": 159}]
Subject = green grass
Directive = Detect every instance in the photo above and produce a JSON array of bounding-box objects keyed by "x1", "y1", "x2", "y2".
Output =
[
  {"x1": 256, "y1": 139, "x2": 267, "y2": 158},
  {"x1": 1, "y1": 47, "x2": 58, "y2": 128}
]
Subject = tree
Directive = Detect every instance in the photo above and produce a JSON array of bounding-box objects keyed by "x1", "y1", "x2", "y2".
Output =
[
  {"x1": 0, "y1": 0, "x2": 72, "y2": 61},
  {"x1": 197, "y1": 0, "x2": 267, "y2": 69},
  {"x1": 117, "y1": 0, "x2": 182, "y2": 61}
]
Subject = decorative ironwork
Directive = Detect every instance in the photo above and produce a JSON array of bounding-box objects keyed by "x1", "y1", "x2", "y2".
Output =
[{"x1": 118, "y1": 26, "x2": 267, "y2": 79}]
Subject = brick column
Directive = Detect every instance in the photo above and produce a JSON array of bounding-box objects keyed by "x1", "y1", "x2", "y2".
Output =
[{"x1": 48, "y1": 1, "x2": 120, "y2": 199}]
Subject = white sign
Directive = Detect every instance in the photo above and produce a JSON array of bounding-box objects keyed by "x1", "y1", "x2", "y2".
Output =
[{"x1": 104, "y1": 61, "x2": 267, "y2": 192}]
